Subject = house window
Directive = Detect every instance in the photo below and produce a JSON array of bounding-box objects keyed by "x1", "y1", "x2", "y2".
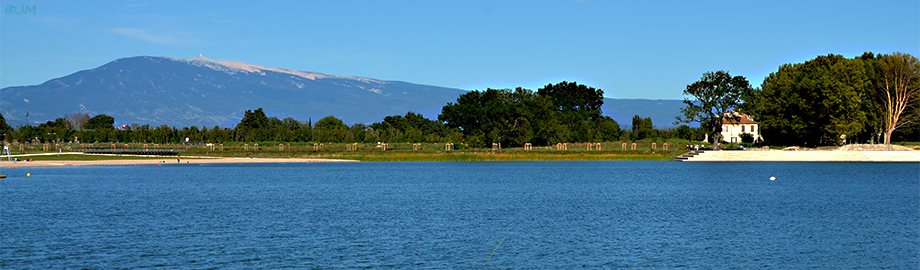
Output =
[
  {"x1": 752, "y1": 126, "x2": 756, "y2": 132},
  {"x1": 741, "y1": 126, "x2": 745, "y2": 132}
]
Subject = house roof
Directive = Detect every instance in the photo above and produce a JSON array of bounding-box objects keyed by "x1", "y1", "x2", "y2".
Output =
[{"x1": 722, "y1": 113, "x2": 758, "y2": 125}]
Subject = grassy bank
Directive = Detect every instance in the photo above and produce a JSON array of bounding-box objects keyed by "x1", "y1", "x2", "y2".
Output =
[
  {"x1": 335, "y1": 152, "x2": 677, "y2": 162},
  {"x1": 179, "y1": 148, "x2": 685, "y2": 162},
  {"x1": 7, "y1": 141, "x2": 693, "y2": 162}
]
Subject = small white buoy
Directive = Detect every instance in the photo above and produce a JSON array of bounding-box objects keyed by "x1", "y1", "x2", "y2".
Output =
[{"x1": 769, "y1": 176, "x2": 776, "y2": 181}]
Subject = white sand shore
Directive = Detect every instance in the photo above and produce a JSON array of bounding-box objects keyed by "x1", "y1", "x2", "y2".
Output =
[{"x1": 684, "y1": 150, "x2": 920, "y2": 162}]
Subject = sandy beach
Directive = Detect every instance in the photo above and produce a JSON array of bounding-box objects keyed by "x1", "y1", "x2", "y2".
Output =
[{"x1": 0, "y1": 157, "x2": 357, "y2": 168}]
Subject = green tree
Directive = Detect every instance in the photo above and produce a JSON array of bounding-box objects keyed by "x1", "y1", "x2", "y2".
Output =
[
  {"x1": 674, "y1": 125, "x2": 693, "y2": 141},
  {"x1": 593, "y1": 116, "x2": 621, "y2": 142},
  {"x1": 440, "y1": 83, "x2": 607, "y2": 147},
  {"x1": 314, "y1": 116, "x2": 348, "y2": 142},
  {"x1": 84, "y1": 114, "x2": 115, "y2": 130},
  {"x1": 740, "y1": 133, "x2": 755, "y2": 143},
  {"x1": 676, "y1": 70, "x2": 754, "y2": 149},
  {"x1": 754, "y1": 54, "x2": 873, "y2": 146},
  {"x1": 372, "y1": 111, "x2": 451, "y2": 143},
  {"x1": 234, "y1": 108, "x2": 270, "y2": 142},
  {"x1": 537, "y1": 81, "x2": 604, "y2": 120},
  {"x1": 631, "y1": 115, "x2": 654, "y2": 141},
  {"x1": 440, "y1": 88, "x2": 538, "y2": 147},
  {"x1": 0, "y1": 113, "x2": 12, "y2": 141}
]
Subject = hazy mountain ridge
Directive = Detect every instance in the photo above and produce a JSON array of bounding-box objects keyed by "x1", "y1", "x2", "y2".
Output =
[
  {"x1": 1, "y1": 56, "x2": 468, "y2": 127},
  {"x1": 1, "y1": 56, "x2": 686, "y2": 128}
]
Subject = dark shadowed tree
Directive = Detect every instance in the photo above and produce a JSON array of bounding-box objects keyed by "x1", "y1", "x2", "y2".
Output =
[
  {"x1": 537, "y1": 81, "x2": 604, "y2": 120},
  {"x1": 84, "y1": 114, "x2": 115, "y2": 130},
  {"x1": 0, "y1": 113, "x2": 11, "y2": 141},
  {"x1": 631, "y1": 115, "x2": 654, "y2": 141},
  {"x1": 234, "y1": 108, "x2": 270, "y2": 142}
]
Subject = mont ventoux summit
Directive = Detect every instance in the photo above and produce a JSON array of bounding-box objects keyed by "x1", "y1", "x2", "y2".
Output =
[{"x1": 0, "y1": 56, "x2": 683, "y2": 128}]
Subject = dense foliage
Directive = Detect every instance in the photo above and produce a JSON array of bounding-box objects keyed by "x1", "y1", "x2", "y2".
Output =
[
  {"x1": 4, "y1": 80, "x2": 698, "y2": 147},
  {"x1": 747, "y1": 53, "x2": 919, "y2": 146},
  {"x1": 439, "y1": 82, "x2": 621, "y2": 147},
  {"x1": 678, "y1": 52, "x2": 918, "y2": 147}
]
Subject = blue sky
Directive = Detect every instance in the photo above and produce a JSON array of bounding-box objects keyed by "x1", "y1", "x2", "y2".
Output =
[{"x1": 1, "y1": 0, "x2": 917, "y2": 99}]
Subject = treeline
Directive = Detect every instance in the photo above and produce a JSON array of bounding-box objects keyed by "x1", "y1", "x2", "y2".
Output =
[
  {"x1": 0, "y1": 81, "x2": 707, "y2": 147},
  {"x1": 9, "y1": 49, "x2": 913, "y2": 149},
  {"x1": 746, "y1": 52, "x2": 919, "y2": 146}
]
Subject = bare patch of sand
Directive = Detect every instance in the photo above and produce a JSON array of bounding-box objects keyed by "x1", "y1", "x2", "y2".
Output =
[{"x1": 838, "y1": 144, "x2": 914, "y2": 151}]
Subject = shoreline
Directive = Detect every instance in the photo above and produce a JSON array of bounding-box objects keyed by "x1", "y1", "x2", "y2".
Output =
[
  {"x1": 682, "y1": 150, "x2": 920, "y2": 162},
  {"x1": 0, "y1": 148, "x2": 917, "y2": 167},
  {"x1": 0, "y1": 157, "x2": 357, "y2": 168}
]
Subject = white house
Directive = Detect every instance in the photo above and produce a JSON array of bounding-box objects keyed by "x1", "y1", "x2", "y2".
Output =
[{"x1": 720, "y1": 112, "x2": 761, "y2": 143}]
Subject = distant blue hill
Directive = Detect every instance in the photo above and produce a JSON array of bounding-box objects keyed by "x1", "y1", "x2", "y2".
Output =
[
  {"x1": 1, "y1": 55, "x2": 688, "y2": 128},
  {"x1": 602, "y1": 98, "x2": 691, "y2": 128}
]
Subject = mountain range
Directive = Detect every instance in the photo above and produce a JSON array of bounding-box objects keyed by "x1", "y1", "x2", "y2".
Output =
[{"x1": 0, "y1": 56, "x2": 686, "y2": 128}]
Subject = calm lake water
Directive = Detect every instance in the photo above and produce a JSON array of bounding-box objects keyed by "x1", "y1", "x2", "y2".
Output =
[{"x1": 1, "y1": 161, "x2": 918, "y2": 269}]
